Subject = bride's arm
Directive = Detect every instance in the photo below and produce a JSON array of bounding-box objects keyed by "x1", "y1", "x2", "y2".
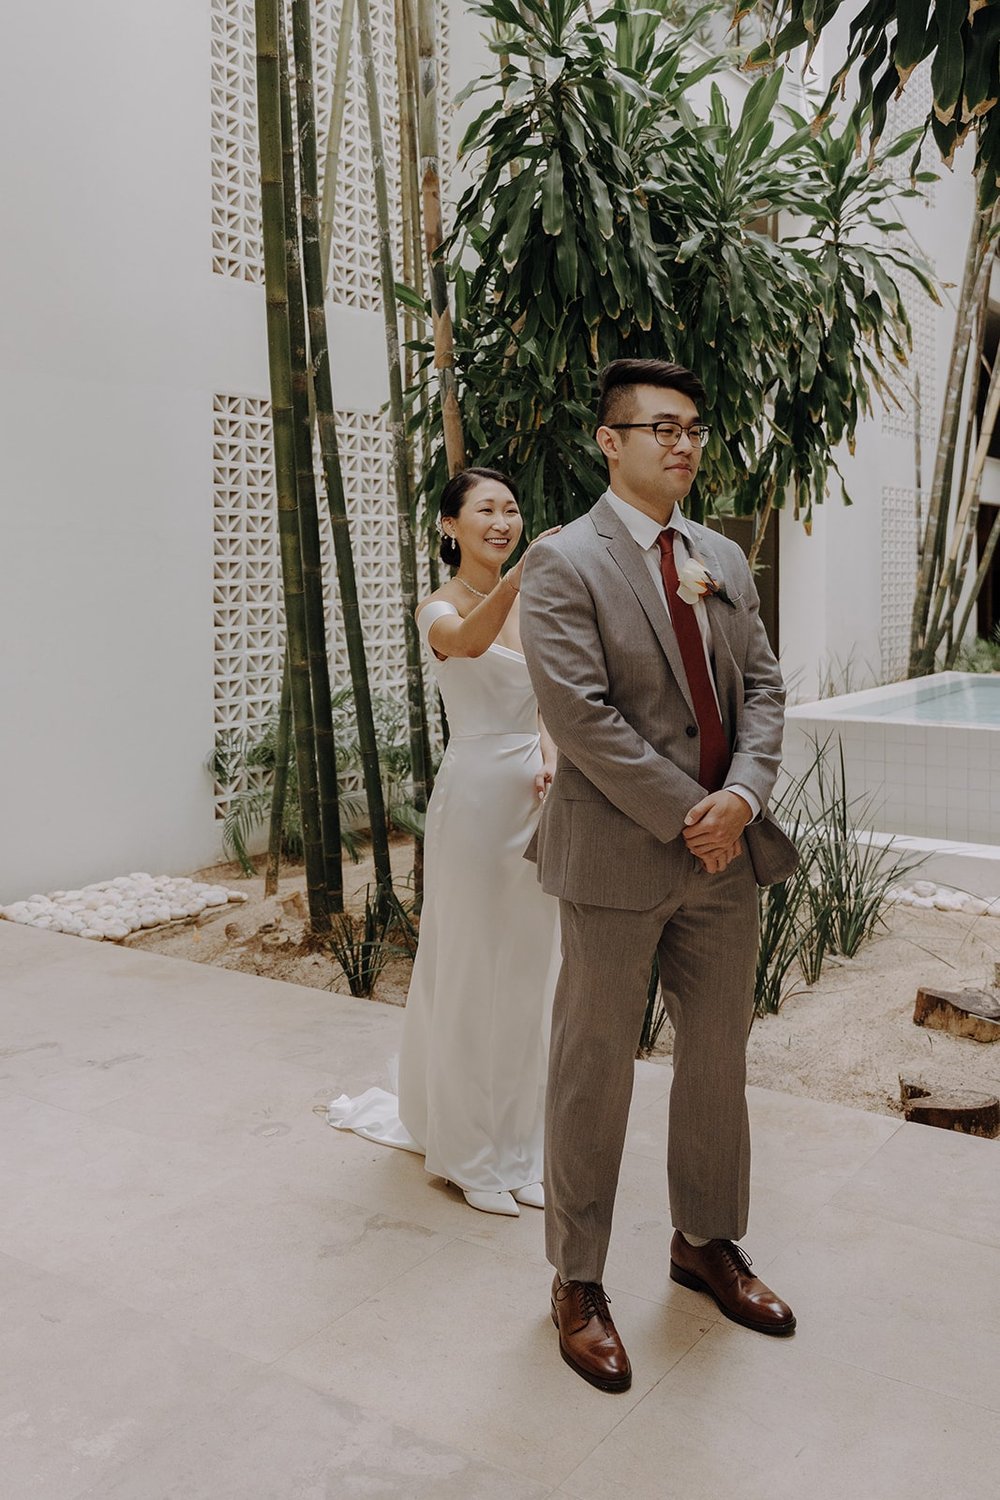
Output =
[
  {"x1": 420, "y1": 574, "x2": 520, "y2": 660},
  {"x1": 421, "y1": 527, "x2": 560, "y2": 660}
]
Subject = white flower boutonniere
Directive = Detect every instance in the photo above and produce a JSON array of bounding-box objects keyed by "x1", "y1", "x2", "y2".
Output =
[{"x1": 676, "y1": 555, "x2": 735, "y2": 607}]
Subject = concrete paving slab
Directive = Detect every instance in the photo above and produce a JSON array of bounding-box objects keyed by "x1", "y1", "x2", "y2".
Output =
[{"x1": 3, "y1": 918, "x2": 998, "y2": 1499}]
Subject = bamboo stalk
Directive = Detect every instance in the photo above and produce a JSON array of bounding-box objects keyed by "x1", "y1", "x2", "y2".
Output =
[
  {"x1": 746, "y1": 481, "x2": 775, "y2": 571},
  {"x1": 948, "y1": 265, "x2": 996, "y2": 620},
  {"x1": 319, "y1": 0, "x2": 356, "y2": 287},
  {"x1": 357, "y1": 0, "x2": 432, "y2": 878},
  {"x1": 253, "y1": 0, "x2": 329, "y2": 934},
  {"x1": 909, "y1": 210, "x2": 991, "y2": 674},
  {"x1": 947, "y1": 503, "x2": 1000, "y2": 666},
  {"x1": 290, "y1": 0, "x2": 395, "y2": 907},
  {"x1": 415, "y1": 0, "x2": 466, "y2": 477},
  {"x1": 929, "y1": 346, "x2": 1000, "y2": 664},
  {"x1": 397, "y1": 0, "x2": 430, "y2": 903},
  {"x1": 264, "y1": 647, "x2": 292, "y2": 895},
  {"x1": 279, "y1": 21, "x2": 344, "y2": 912},
  {"x1": 913, "y1": 370, "x2": 922, "y2": 545}
]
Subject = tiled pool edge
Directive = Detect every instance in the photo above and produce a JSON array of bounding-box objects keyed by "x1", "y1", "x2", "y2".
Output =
[{"x1": 784, "y1": 672, "x2": 1000, "y2": 852}]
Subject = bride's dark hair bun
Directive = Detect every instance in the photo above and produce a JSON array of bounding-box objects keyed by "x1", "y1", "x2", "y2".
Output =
[{"x1": 439, "y1": 466, "x2": 518, "y2": 569}]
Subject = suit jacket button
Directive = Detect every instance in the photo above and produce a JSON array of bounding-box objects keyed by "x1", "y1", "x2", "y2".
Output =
[{"x1": 685, "y1": 724, "x2": 698, "y2": 738}]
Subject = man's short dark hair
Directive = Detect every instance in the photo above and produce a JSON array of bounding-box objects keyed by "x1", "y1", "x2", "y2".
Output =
[{"x1": 596, "y1": 359, "x2": 706, "y2": 429}]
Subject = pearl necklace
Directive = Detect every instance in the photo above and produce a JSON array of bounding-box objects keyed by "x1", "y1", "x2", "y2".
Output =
[{"x1": 456, "y1": 576, "x2": 493, "y2": 599}]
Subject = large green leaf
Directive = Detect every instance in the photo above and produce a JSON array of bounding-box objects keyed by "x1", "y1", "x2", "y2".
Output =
[{"x1": 409, "y1": 0, "x2": 933, "y2": 539}]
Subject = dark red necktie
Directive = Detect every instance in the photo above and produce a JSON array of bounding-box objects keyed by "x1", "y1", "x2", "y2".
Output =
[{"x1": 656, "y1": 531, "x2": 730, "y2": 792}]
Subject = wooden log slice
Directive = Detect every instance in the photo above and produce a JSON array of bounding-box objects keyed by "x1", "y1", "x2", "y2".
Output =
[
  {"x1": 898, "y1": 1076, "x2": 1000, "y2": 1136},
  {"x1": 913, "y1": 986, "x2": 1000, "y2": 1043}
]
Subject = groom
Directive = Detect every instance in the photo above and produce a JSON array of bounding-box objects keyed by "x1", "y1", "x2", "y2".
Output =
[{"x1": 519, "y1": 358, "x2": 799, "y2": 1393}]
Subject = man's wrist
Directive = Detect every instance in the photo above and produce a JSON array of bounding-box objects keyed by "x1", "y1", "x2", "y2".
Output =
[{"x1": 725, "y1": 785, "x2": 759, "y2": 824}]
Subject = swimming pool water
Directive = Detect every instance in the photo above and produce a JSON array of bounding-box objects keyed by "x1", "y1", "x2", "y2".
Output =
[{"x1": 821, "y1": 675, "x2": 1000, "y2": 726}]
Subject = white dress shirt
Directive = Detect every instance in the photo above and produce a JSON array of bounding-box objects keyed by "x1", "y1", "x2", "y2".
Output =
[{"x1": 603, "y1": 488, "x2": 760, "y2": 822}]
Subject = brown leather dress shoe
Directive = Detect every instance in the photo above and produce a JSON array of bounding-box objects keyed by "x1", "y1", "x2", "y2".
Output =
[
  {"x1": 550, "y1": 1276, "x2": 632, "y2": 1392},
  {"x1": 669, "y1": 1232, "x2": 796, "y2": 1336}
]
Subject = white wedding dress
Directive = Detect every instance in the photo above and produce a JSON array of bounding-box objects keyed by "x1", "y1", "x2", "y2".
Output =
[{"x1": 328, "y1": 600, "x2": 560, "y2": 1193}]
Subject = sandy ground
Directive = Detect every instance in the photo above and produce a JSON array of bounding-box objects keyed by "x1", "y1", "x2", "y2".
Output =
[
  {"x1": 120, "y1": 841, "x2": 415, "y2": 1005},
  {"x1": 121, "y1": 840, "x2": 1000, "y2": 1122}
]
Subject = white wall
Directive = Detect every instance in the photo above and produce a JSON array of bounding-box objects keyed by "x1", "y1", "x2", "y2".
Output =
[
  {"x1": 778, "y1": 20, "x2": 977, "y2": 700},
  {"x1": 0, "y1": 2, "x2": 975, "y2": 899}
]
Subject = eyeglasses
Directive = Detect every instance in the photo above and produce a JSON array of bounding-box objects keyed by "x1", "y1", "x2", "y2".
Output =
[{"x1": 606, "y1": 422, "x2": 712, "y2": 450}]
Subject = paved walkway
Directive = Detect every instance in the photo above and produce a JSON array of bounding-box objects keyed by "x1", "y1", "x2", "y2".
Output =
[{"x1": 2, "y1": 920, "x2": 997, "y2": 1499}]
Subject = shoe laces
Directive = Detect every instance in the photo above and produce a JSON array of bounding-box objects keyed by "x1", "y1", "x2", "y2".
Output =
[
  {"x1": 557, "y1": 1280, "x2": 612, "y2": 1325},
  {"x1": 716, "y1": 1239, "x2": 754, "y2": 1277}
]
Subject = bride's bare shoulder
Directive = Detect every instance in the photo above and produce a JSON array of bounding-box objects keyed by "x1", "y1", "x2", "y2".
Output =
[{"x1": 415, "y1": 582, "x2": 466, "y2": 622}]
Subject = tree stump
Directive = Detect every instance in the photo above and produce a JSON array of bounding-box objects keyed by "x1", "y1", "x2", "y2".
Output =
[
  {"x1": 899, "y1": 1077, "x2": 1000, "y2": 1138},
  {"x1": 912, "y1": 986, "x2": 1000, "y2": 1043}
]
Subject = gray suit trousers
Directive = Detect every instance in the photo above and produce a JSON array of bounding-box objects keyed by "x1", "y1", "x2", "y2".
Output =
[{"x1": 545, "y1": 849, "x2": 758, "y2": 1284}]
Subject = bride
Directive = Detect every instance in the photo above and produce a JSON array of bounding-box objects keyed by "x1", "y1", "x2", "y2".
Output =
[{"x1": 328, "y1": 467, "x2": 561, "y2": 1216}]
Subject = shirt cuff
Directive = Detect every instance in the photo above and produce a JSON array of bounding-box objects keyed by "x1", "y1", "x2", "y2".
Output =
[{"x1": 726, "y1": 785, "x2": 761, "y2": 823}]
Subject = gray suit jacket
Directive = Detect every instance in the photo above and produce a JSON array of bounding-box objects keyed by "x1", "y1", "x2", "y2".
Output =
[{"x1": 519, "y1": 495, "x2": 798, "y2": 909}]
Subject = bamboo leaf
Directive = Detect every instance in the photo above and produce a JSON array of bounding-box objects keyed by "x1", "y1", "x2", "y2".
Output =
[
  {"x1": 542, "y1": 149, "x2": 565, "y2": 235},
  {"x1": 930, "y1": 0, "x2": 967, "y2": 124},
  {"x1": 895, "y1": 0, "x2": 933, "y2": 82},
  {"x1": 961, "y1": 6, "x2": 1000, "y2": 120}
]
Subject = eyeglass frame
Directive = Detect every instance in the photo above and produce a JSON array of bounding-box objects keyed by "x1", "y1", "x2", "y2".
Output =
[{"x1": 604, "y1": 421, "x2": 712, "y2": 450}]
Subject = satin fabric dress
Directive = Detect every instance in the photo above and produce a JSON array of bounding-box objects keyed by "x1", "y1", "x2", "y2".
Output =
[{"x1": 328, "y1": 599, "x2": 559, "y2": 1193}]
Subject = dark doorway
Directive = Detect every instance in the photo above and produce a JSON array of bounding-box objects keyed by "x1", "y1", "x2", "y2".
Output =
[
  {"x1": 707, "y1": 513, "x2": 780, "y2": 654},
  {"x1": 976, "y1": 502, "x2": 1000, "y2": 639}
]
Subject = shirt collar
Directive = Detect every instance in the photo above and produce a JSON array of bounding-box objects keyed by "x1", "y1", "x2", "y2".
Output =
[{"x1": 602, "y1": 487, "x2": 692, "y2": 551}]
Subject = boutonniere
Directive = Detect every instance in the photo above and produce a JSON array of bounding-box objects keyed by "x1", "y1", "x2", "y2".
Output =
[{"x1": 677, "y1": 555, "x2": 736, "y2": 607}]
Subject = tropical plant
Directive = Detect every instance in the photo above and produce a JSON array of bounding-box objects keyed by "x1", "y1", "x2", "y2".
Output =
[
  {"x1": 908, "y1": 206, "x2": 999, "y2": 675},
  {"x1": 409, "y1": 0, "x2": 934, "y2": 550},
  {"x1": 747, "y1": 1, "x2": 1000, "y2": 209},
  {"x1": 802, "y1": 738, "x2": 921, "y2": 959},
  {"x1": 212, "y1": 689, "x2": 423, "y2": 878},
  {"x1": 954, "y1": 628, "x2": 1000, "y2": 674},
  {"x1": 753, "y1": 736, "x2": 920, "y2": 1015},
  {"x1": 324, "y1": 885, "x2": 399, "y2": 996},
  {"x1": 638, "y1": 953, "x2": 668, "y2": 1057}
]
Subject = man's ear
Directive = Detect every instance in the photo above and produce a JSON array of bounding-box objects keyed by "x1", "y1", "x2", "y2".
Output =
[{"x1": 595, "y1": 424, "x2": 619, "y2": 462}]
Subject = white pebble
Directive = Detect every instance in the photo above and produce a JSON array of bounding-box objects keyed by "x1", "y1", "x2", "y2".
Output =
[
  {"x1": 80, "y1": 928, "x2": 104, "y2": 940},
  {"x1": 910, "y1": 895, "x2": 936, "y2": 909},
  {"x1": 911, "y1": 880, "x2": 937, "y2": 898}
]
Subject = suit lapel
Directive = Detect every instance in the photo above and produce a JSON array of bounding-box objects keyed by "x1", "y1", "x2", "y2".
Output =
[
  {"x1": 591, "y1": 497, "x2": 696, "y2": 718},
  {"x1": 683, "y1": 522, "x2": 741, "y2": 732}
]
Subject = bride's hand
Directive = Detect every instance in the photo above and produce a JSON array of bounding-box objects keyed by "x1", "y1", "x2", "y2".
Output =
[
  {"x1": 534, "y1": 758, "x2": 556, "y2": 801},
  {"x1": 503, "y1": 525, "x2": 561, "y2": 593}
]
